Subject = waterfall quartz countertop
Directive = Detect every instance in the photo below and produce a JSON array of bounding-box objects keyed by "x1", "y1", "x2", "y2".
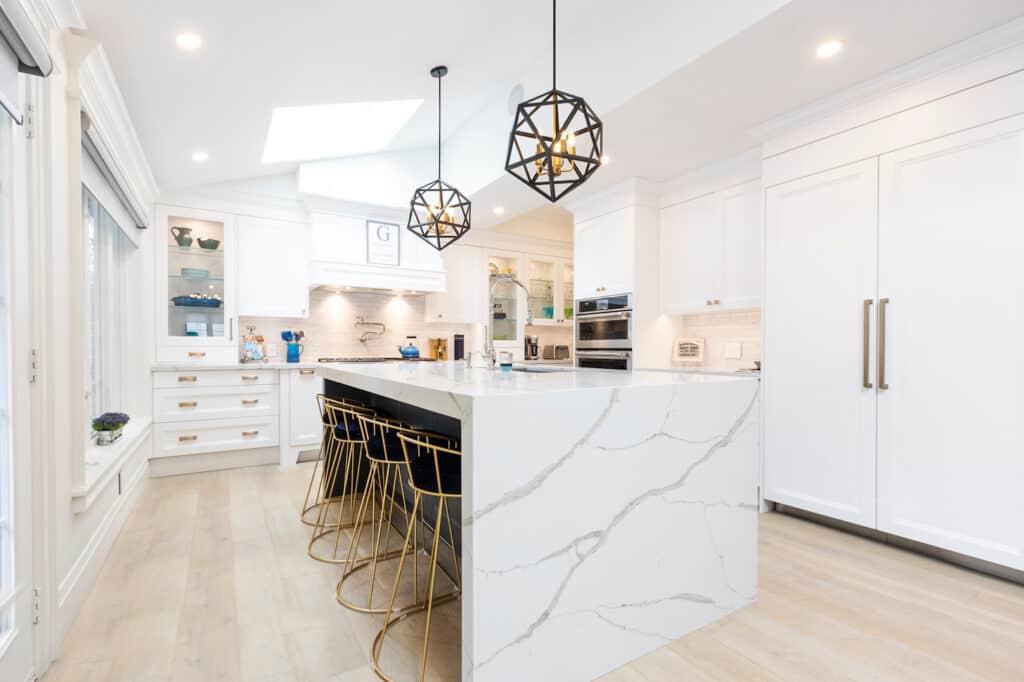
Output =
[{"x1": 318, "y1": 361, "x2": 760, "y2": 682}]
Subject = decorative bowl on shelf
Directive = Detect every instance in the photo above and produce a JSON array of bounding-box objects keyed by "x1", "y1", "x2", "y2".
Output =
[
  {"x1": 197, "y1": 238, "x2": 220, "y2": 250},
  {"x1": 171, "y1": 294, "x2": 223, "y2": 308}
]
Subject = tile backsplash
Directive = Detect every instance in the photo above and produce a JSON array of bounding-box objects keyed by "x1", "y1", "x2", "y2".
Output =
[
  {"x1": 678, "y1": 309, "x2": 761, "y2": 370},
  {"x1": 240, "y1": 289, "x2": 478, "y2": 360}
]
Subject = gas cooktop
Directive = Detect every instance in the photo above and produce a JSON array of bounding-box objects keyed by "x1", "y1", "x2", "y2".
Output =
[{"x1": 316, "y1": 357, "x2": 436, "y2": 363}]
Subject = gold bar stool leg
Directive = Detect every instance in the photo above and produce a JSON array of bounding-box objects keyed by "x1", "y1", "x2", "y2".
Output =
[
  {"x1": 307, "y1": 399, "x2": 374, "y2": 564},
  {"x1": 300, "y1": 418, "x2": 332, "y2": 526},
  {"x1": 371, "y1": 432, "x2": 462, "y2": 682}
]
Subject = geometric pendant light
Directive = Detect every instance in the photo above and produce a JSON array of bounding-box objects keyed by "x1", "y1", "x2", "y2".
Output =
[
  {"x1": 504, "y1": 0, "x2": 603, "y2": 203},
  {"x1": 407, "y1": 65, "x2": 472, "y2": 251}
]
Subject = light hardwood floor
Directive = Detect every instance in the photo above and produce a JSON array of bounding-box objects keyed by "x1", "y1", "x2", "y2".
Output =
[{"x1": 44, "y1": 464, "x2": 1024, "y2": 682}]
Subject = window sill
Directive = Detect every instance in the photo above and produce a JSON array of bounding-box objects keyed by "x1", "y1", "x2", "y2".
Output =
[{"x1": 72, "y1": 416, "x2": 152, "y2": 514}]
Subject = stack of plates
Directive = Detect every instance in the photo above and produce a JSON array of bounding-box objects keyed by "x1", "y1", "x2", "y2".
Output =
[{"x1": 180, "y1": 267, "x2": 210, "y2": 279}]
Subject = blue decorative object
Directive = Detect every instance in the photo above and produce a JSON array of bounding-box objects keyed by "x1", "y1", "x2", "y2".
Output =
[
  {"x1": 171, "y1": 295, "x2": 222, "y2": 308},
  {"x1": 286, "y1": 342, "x2": 303, "y2": 363},
  {"x1": 398, "y1": 340, "x2": 420, "y2": 358}
]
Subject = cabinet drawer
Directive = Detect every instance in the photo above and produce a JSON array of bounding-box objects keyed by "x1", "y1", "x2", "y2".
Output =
[
  {"x1": 154, "y1": 384, "x2": 279, "y2": 423},
  {"x1": 153, "y1": 416, "x2": 279, "y2": 458},
  {"x1": 153, "y1": 369, "x2": 279, "y2": 389},
  {"x1": 155, "y1": 346, "x2": 238, "y2": 364}
]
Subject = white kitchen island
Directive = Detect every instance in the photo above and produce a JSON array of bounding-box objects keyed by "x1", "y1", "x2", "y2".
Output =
[{"x1": 317, "y1": 361, "x2": 760, "y2": 682}]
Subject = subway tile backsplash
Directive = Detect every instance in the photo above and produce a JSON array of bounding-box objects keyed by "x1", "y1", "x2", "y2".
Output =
[{"x1": 679, "y1": 309, "x2": 761, "y2": 370}]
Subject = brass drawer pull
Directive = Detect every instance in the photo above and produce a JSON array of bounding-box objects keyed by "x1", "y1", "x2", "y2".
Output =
[
  {"x1": 299, "y1": 368, "x2": 315, "y2": 375},
  {"x1": 878, "y1": 297, "x2": 890, "y2": 391},
  {"x1": 241, "y1": 430, "x2": 259, "y2": 437},
  {"x1": 178, "y1": 401, "x2": 198, "y2": 408},
  {"x1": 241, "y1": 399, "x2": 259, "y2": 405},
  {"x1": 177, "y1": 376, "x2": 197, "y2": 383},
  {"x1": 178, "y1": 435, "x2": 198, "y2": 442},
  {"x1": 241, "y1": 375, "x2": 259, "y2": 381},
  {"x1": 188, "y1": 351, "x2": 206, "y2": 357}
]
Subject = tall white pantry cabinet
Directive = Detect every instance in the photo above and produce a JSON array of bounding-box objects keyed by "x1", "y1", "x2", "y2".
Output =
[{"x1": 763, "y1": 51, "x2": 1024, "y2": 571}]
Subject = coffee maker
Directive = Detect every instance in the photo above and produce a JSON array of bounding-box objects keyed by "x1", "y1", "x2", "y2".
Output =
[{"x1": 524, "y1": 335, "x2": 540, "y2": 360}]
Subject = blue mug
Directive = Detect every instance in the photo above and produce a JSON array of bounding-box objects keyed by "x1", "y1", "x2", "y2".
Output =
[{"x1": 286, "y1": 342, "x2": 304, "y2": 363}]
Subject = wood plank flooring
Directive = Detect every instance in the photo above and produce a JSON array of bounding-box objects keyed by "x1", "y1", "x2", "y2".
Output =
[{"x1": 44, "y1": 463, "x2": 1024, "y2": 682}]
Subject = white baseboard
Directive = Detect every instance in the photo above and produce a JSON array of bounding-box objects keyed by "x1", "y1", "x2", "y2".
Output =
[
  {"x1": 55, "y1": 443, "x2": 149, "y2": 644},
  {"x1": 148, "y1": 446, "x2": 278, "y2": 478}
]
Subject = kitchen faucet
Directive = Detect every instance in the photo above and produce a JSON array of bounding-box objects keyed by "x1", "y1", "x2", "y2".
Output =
[{"x1": 484, "y1": 273, "x2": 533, "y2": 365}]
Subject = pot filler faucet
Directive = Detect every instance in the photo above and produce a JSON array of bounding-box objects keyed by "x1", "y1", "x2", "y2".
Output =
[{"x1": 485, "y1": 273, "x2": 533, "y2": 364}]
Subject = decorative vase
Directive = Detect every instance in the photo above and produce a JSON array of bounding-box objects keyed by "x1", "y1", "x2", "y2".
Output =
[{"x1": 94, "y1": 428, "x2": 124, "y2": 446}]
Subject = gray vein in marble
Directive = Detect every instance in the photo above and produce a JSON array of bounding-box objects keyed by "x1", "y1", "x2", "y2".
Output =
[
  {"x1": 469, "y1": 389, "x2": 620, "y2": 526},
  {"x1": 475, "y1": 388, "x2": 759, "y2": 672},
  {"x1": 477, "y1": 531, "x2": 602, "y2": 576}
]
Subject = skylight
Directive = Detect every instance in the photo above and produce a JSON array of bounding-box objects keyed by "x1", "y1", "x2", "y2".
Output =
[{"x1": 261, "y1": 99, "x2": 422, "y2": 164}]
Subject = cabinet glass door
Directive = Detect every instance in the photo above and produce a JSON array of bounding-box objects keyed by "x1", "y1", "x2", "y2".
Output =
[
  {"x1": 527, "y1": 258, "x2": 556, "y2": 324},
  {"x1": 166, "y1": 214, "x2": 228, "y2": 340},
  {"x1": 562, "y1": 262, "x2": 574, "y2": 322},
  {"x1": 489, "y1": 255, "x2": 520, "y2": 342}
]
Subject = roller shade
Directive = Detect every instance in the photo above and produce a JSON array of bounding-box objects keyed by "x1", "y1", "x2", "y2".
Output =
[
  {"x1": 82, "y1": 114, "x2": 149, "y2": 230},
  {"x1": 0, "y1": 0, "x2": 52, "y2": 123}
]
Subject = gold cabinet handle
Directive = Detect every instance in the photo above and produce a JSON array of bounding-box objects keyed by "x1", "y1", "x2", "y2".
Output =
[
  {"x1": 188, "y1": 351, "x2": 206, "y2": 358},
  {"x1": 241, "y1": 375, "x2": 259, "y2": 381},
  {"x1": 878, "y1": 297, "x2": 890, "y2": 391},
  {"x1": 241, "y1": 430, "x2": 259, "y2": 437},
  {"x1": 862, "y1": 299, "x2": 873, "y2": 389},
  {"x1": 178, "y1": 435, "x2": 198, "y2": 442},
  {"x1": 299, "y1": 368, "x2": 315, "y2": 375},
  {"x1": 229, "y1": 318, "x2": 234, "y2": 341},
  {"x1": 178, "y1": 400, "x2": 198, "y2": 408},
  {"x1": 241, "y1": 399, "x2": 259, "y2": 405},
  {"x1": 177, "y1": 376, "x2": 197, "y2": 383}
]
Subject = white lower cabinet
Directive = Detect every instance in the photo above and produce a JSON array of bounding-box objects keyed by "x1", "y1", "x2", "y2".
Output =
[
  {"x1": 288, "y1": 368, "x2": 323, "y2": 447},
  {"x1": 765, "y1": 116, "x2": 1024, "y2": 570},
  {"x1": 155, "y1": 416, "x2": 279, "y2": 457}
]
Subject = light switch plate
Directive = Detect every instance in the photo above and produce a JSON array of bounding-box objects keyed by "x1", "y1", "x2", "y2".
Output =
[{"x1": 725, "y1": 342, "x2": 743, "y2": 360}]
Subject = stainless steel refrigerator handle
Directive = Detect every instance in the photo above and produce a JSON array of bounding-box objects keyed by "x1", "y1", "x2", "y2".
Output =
[
  {"x1": 862, "y1": 299, "x2": 873, "y2": 389},
  {"x1": 877, "y1": 298, "x2": 890, "y2": 390}
]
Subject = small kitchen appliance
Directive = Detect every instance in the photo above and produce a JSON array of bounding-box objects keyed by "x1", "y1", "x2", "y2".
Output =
[
  {"x1": 575, "y1": 293, "x2": 633, "y2": 351},
  {"x1": 398, "y1": 336, "x2": 421, "y2": 358},
  {"x1": 524, "y1": 335, "x2": 540, "y2": 360}
]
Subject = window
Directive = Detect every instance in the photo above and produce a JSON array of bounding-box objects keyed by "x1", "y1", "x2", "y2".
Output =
[{"x1": 82, "y1": 185, "x2": 133, "y2": 430}]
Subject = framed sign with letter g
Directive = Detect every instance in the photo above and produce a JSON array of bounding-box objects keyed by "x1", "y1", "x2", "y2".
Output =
[{"x1": 367, "y1": 220, "x2": 400, "y2": 266}]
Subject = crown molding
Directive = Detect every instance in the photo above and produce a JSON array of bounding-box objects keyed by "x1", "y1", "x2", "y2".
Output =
[{"x1": 750, "y1": 16, "x2": 1024, "y2": 147}]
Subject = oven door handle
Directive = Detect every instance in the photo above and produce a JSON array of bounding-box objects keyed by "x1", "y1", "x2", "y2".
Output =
[
  {"x1": 577, "y1": 310, "x2": 632, "y2": 321},
  {"x1": 576, "y1": 350, "x2": 631, "y2": 359}
]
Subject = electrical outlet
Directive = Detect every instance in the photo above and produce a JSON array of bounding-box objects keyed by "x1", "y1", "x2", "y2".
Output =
[{"x1": 725, "y1": 342, "x2": 743, "y2": 360}]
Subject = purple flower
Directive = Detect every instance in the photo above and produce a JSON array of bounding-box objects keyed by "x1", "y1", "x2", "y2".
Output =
[{"x1": 92, "y1": 412, "x2": 130, "y2": 431}]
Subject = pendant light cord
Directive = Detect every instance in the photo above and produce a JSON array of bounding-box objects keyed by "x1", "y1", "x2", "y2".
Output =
[
  {"x1": 552, "y1": 0, "x2": 557, "y2": 91},
  {"x1": 437, "y1": 74, "x2": 442, "y2": 179}
]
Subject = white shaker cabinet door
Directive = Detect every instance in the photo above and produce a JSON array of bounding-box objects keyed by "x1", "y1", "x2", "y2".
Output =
[
  {"x1": 763, "y1": 158, "x2": 879, "y2": 529},
  {"x1": 237, "y1": 216, "x2": 309, "y2": 318},
  {"x1": 574, "y1": 206, "x2": 635, "y2": 299},
  {"x1": 660, "y1": 192, "x2": 718, "y2": 313},
  {"x1": 718, "y1": 179, "x2": 762, "y2": 310},
  {"x1": 877, "y1": 117, "x2": 1024, "y2": 570},
  {"x1": 288, "y1": 368, "x2": 324, "y2": 447}
]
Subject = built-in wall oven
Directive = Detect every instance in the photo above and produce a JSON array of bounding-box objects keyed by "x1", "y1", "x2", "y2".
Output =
[{"x1": 575, "y1": 293, "x2": 632, "y2": 370}]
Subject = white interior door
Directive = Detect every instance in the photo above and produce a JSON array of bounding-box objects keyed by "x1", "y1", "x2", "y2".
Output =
[
  {"x1": 0, "y1": 107, "x2": 33, "y2": 682},
  {"x1": 877, "y1": 116, "x2": 1024, "y2": 570},
  {"x1": 764, "y1": 158, "x2": 879, "y2": 528}
]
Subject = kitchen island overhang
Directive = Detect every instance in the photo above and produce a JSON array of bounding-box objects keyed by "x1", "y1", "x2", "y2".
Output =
[{"x1": 318, "y1": 362, "x2": 760, "y2": 682}]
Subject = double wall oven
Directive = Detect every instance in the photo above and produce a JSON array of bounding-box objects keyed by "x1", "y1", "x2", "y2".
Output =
[{"x1": 575, "y1": 293, "x2": 632, "y2": 370}]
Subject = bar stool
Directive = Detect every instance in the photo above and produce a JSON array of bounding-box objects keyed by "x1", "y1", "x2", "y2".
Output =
[
  {"x1": 299, "y1": 394, "x2": 337, "y2": 527},
  {"x1": 371, "y1": 432, "x2": 462, "y2": 682},
  {"x1": 307, "y1": 397, "x2": 374, "y2": 563},
  {"x1": 335, "y1": 414, "x2": 416, "y2": 613}
]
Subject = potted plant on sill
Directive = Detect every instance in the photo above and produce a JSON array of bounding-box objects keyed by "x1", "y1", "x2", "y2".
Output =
[{"x1": 92, "y1": 412, "x2": 130, "y2": 446}]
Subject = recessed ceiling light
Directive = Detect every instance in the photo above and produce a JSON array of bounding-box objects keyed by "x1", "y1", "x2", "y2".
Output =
[
  {"x1": 261, "y1": 99, "x2": 422, "y2": 163},
  {"x1": 493, "y1": 206, "x2": 505, "y2": 215},
  {"x1": 176, "y1": 33, "x2": 202, "y2": 50},
  {"x1": 816, "y1": 40, "x2": 843, "y2": 59},
  {"x1": 191, "y1": 150, "x2": 209, "y2": 163}
]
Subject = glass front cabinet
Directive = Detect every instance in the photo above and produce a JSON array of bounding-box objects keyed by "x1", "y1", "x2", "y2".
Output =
[
  {"x1": 526, "y1": 256, "x2": 574, "y2": 326},
  {"x1": 156, "y1": 205, "x2": 239, "y2": 363}
]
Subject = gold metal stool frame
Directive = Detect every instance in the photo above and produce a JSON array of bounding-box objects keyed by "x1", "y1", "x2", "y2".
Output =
[
  {"x1": 299, "y1": 393, "x2": 348, "y2": 527},
  {"x1": 371, "y1": 432, "x2": 462, "y2": 682},
  {"x1": 336, "y1": 415, "x2": 455, "y2": 615},
  {"x1": 307, "y1": 397, "x2": 374, "y2": 563}
]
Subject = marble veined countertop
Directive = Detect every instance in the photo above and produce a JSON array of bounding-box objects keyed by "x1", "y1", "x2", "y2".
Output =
[{"x1": 317, "y1": 360, "x2": 751, "y2": 401}]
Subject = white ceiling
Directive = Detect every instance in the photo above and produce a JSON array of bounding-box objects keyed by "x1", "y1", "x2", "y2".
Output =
[{"x1": 74, "y1": 0, "x2": 1024, "y2": 226}]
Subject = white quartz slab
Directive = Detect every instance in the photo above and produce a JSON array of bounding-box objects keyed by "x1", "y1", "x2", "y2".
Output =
[
  {"x1": 317, "y1": 361, "x2": 759, "y2": 681},
  {"x1": 151, "y1": 361, "x2": 324, "y2": 371}
]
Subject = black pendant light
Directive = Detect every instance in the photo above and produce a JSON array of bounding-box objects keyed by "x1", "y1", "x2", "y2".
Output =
[
  {"x1": 407, "y1": 66, "x2": 471, "y2": 251},
  {"x1": 504, "y1": 0, "x2": 603, "y2": 203}
]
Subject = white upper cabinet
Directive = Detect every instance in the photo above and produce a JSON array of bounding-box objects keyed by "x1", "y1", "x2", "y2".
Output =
[
  {"x1": 876, "y1": 117, "x2": 1024, "y2": 570},
  {"x1": 575, "y1": 206, "x2": 635, "y2": 299},
  {"x1": 763, "y1": 159, "x2": 879, "y2": 529},
  {"x1": 424, "y1": 245, "x2": 486, "y2": 324},
  {"x1": 660, "y1": 179, "x2": 761, "y2": 314},
  {"x1": 237, "y1": 216, "x2": 309, "y2": 318}
]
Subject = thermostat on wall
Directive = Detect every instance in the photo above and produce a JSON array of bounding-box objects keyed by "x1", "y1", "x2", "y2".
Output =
[{"x1": 673, "y1": 337, "x2": 705, "y2": 364}]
